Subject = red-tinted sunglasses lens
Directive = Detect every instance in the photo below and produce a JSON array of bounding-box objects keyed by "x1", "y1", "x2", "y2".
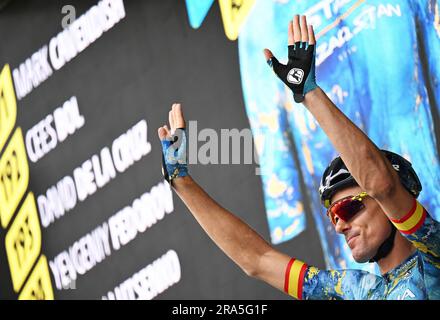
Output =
[{"x1": 328, "y1": 197, "x2": 365, "y2": 225}]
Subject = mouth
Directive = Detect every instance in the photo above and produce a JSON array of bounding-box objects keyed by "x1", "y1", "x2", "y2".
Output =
[{"x1": 346, "y1": 235, "x2": 359, "y2": 248}]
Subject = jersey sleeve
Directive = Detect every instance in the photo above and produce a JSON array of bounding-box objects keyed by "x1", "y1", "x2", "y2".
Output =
[
  {"x1": 390, "y1": 199, "x2": 440, "y2": 262},
  {"x1": 283, "y1": 258, "x2": 381, "y2": 300}
]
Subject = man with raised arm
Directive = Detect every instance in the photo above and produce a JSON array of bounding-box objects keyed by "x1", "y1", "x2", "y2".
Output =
[{"x1": 157, "y1": 15, "x2": 439, "y2": 300}]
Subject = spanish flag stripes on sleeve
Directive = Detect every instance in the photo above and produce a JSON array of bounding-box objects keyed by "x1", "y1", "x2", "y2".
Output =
[
  {"x1": 284, "y1": 258, "x2": 307, "y2": 300},
  {"x1": 390, "y1": 199, "x2": 427, "y2": 235}
]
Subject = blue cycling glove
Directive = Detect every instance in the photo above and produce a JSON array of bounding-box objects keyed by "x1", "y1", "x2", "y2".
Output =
[
  {"x1": 161, "y1": 128, "x2": 188, "y2": 183},
  {"x1": 267, "y1": 41, "x2": 318, "y2": 103}
]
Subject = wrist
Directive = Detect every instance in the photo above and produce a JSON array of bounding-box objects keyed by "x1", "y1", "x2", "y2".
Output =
[
  {"x1": 171, "y1": 175, "x2": 193, "y2": 189},
  {"x1": 303, "y1": 86, "x2": 322, "y2": 106}
]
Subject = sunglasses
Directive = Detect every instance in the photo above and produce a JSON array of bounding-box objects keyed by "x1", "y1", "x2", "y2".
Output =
[{"x1": 326, "y1": 192, "x2": 368, "y2": 226}]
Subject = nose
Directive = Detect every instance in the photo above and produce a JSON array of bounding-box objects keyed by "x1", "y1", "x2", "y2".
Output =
[{"x1": 335, "y1": 218, "x2": 351, "y2": 234}]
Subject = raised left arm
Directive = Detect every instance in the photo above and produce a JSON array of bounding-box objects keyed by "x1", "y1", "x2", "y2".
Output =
[{"x1": 264, "y1": 15, "x2": 414, "y2": 220}]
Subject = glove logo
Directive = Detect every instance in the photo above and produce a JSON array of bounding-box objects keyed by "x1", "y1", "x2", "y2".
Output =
[{"x1": 287, "y1": 68, "x2": 304, "y2": 84}]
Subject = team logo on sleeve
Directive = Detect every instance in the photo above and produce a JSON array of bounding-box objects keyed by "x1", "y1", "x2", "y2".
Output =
[{"x1": 287, "y1": 68, "x2": 304, "y2": 84}]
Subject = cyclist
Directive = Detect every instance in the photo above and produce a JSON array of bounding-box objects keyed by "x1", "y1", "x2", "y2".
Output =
[{"x1": 157, "y1": 15, "x2": 439, "y2": 299}]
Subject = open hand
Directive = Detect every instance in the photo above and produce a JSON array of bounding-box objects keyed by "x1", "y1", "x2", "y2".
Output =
[{"x1": 264, "y1": 15, "x2": 318, "y2": 103}]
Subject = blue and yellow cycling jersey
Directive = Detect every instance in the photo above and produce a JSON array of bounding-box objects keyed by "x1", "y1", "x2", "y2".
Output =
[{"x1": 285, "y1": 199, "x2": 440, "y2": 300}]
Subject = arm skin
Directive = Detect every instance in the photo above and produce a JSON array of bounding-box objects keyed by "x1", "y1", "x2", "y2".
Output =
[
  {"x1": 172, "y1": 175, "x2": 291, "y2": 292},
  {"x1": 303, "y1": 87, "x2": 414, "y2": 220}
]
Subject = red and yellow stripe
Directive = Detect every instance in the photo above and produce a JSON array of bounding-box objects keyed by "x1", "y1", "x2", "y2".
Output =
[
  {"x1": 284, "y1": 258, "x2": 307, "y2": 300},
  {"x1": 391, "y1": 199, "x2": 427, "y2": 235}
]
